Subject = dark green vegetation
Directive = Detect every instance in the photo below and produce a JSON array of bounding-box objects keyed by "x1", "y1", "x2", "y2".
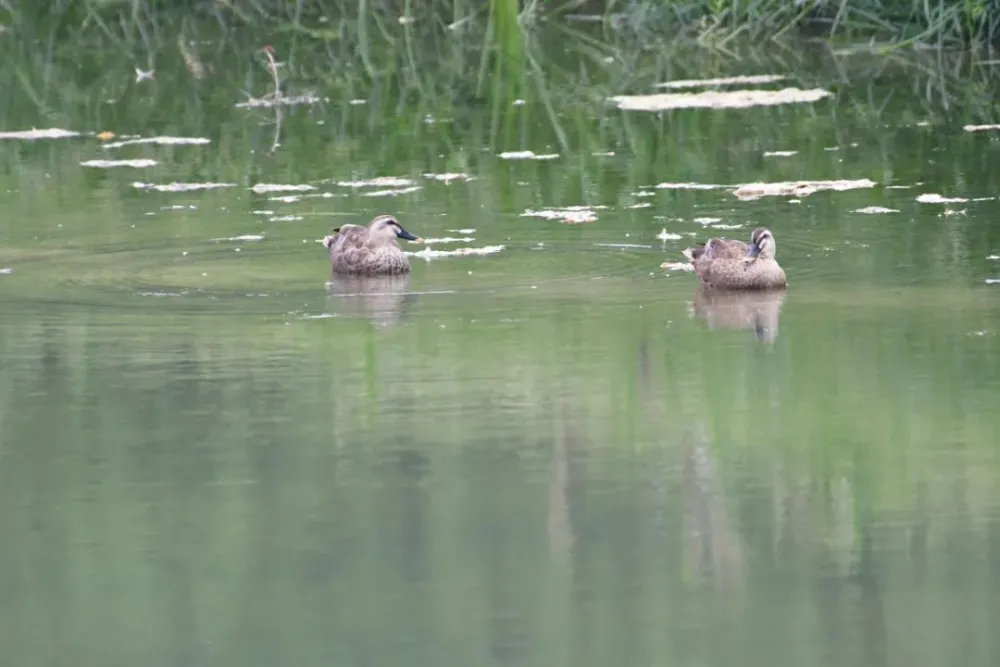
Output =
[{"x1": 3, "y1": 3, "x2": 1000, "y2": 667}]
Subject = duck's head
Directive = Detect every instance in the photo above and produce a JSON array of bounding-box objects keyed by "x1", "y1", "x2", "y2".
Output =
[
  {"x1": 747, "y1": 228, "x2": 776, "y2": 259},
  {"x1": 370, "y1": 215, "x2": 422, "y2": 245}
]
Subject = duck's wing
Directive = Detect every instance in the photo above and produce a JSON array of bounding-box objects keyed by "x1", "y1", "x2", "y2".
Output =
[
  {"x1": 706, "y1": 238, "x2": 749, "y2": 259},
  {"x1": 324, "y1": 224, "x2": 367, "y2": 252}
]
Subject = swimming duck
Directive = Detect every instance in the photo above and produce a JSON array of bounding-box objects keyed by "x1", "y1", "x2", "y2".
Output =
[
  {"x1": 682, "y1": 227, "x2": 787, "y2": 291},
  {"x1": 322, "y1": 214, "x2": 423, "y2": 276}
]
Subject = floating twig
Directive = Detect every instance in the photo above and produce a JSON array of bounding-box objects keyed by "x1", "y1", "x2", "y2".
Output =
[{"x1": 262, "y1": 45, "x2": 282, "y2": 155}]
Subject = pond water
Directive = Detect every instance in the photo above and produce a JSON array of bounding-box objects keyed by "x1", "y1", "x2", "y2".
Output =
[{"x1": 1, "y1": 24, "x2": 1000, "y2": 667}]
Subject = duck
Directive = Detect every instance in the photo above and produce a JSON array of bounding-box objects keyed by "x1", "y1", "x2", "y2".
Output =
[
  {"x1": 682, "y1": 227, "x2": 787, "y2": 291},
  {"x1": 322, "y1": 214, "x2": 424, "y2": 276}
]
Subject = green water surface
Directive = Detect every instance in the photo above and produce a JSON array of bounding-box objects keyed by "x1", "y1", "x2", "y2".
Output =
[{"x1": 2, "y1": 20, "x2": 1000, "y2": 667}]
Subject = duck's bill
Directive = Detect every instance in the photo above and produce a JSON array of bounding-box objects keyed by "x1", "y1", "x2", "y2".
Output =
[
  {"x1": 396, "y1": 228, "x2": 423, "y2": 242},
  {"x1": 748, "y1": 244, "x2": 761, "y2": 258}
]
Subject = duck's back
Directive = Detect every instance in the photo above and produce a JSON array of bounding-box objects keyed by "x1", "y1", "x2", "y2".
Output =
[
  {"x1": 328, "y1": 226, "x2": 410, "y2": 276},
  {"x1": 697, "y1": 257, "x2": 786, "y2": 291}
]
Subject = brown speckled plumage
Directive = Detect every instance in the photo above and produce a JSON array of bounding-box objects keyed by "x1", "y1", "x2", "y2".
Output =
[
  {"x1": 322, "y1": 215, "x2": 423, "y2": 276},
  {"x1": 683, "y1": 227, "x2": 787, "y2": 291}
]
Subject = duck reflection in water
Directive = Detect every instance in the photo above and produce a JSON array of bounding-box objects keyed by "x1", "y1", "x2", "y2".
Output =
[
  {"x1": 689, "y1": 287, "x2": 787, "y2": 343},
  {"x1": 325, "y1": 274, "x2": 416, "y2": 327}
]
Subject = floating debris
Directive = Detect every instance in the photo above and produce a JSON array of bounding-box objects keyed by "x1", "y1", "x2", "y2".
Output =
[
  {"x1": 407, "y1": 245, "x2": 505, "y2": 260},
  {"x1": 0, "y1": 128, "x2": 80, "y2": 140},
  {"x1": 211, "y1": 234, "x2": 265, "y2": 242},
  {"x1": 963, "y1": 124, "x2": 1000, "y2": 132},
  {"x1": 610, "y1": 87, "x2": 832, "y2": 111},
  {"x1": 916, "y1": 193, "x2": 968, "y2": 204},
  {"x1": 521, "y1": 206, "x2": 607, "y2": 224},
  {"x1": 733, "y1": 179, "x2": 876, "y2": 200},
  {"x1": 80, "y1": 159, "x2": 158, "y2": 168},
  {"x1": 854, "y1": 206, "x2": 899, "y2": 214},
  {"x1": 132, "y1": 181, "x2": 237, "y2": 192},
  {"x1": 657, "y1": 229, "x2": 683, "y2": 241},
  {"x1": 336, "y1": 177, "x2": 416, "y2": 188},
  {"x1": 987, "y1": 278, "x2": 1000, "y2": 285},
  {"x1": 423, "y1": 172, "x2": 474, "y2": 183},
  {"x1": 421, "y1": 237, "x2": 475, "y2": 244},
  {"x1": 660, "y1": 261, "x2": 695, "y2": 272},
  {"x1": 96, "y1": 131, "x2": 116, "y2": 141},
  {"x1": 235, "y1": 93, "x2": 327, "y2": 109},
  {"x1": 763, "y1": 150, "x2": 798, "y2": 157},
  {"x1": 361, "y1": 186, "x2": 422, "y2": 197},
  {"x1": 499, "y1": 150, "x2": 560, "y2": 160},
  {"x1": 987, "y1": 255, "x2": 999, "y2": 261},
  {"x1": 654, "y1": 74, "x2": 788, "y2": 90},
  {"x1": 104, "y1": 136, "x2": 210, "y2": 149}
]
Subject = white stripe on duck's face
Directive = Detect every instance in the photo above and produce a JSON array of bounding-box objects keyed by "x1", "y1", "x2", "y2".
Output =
[
  {"x1": 749, "y1": 228, "x2": 776, "y2": 259},
  {"x1": 370, "y1": 215, "x2": 421, "y2": 244}
]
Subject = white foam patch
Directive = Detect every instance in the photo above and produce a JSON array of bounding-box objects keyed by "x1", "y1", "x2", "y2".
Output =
[
  {"x1": 693, "y1": 217, "x2": 723, "y2": 225},
  {"x1": 133, "y1": 181, "x2": 237, "y2": 192},
  {"x1": 336, "y1": 177, "x2": 416, "y2": 188},
  {"x1": 522, "y1": 206, "x2": 607, "y2": 224},
  {"x1": 80, "y1": 159, "x2": 158, "y2": 168},
  {"x1": 611, "y1": 87, "x2": 832, "y2": 111},
  {"x1": 407, "y1": 245, "x2": 505, "y2": 260},
  {"x1": 424, "y1": 172, "x2": 474, "y2": 183},
  {"x1": 855, "y1": 206, "x2": 899, "y2": 214},
  {"x1": 211, "y1": 234, "x2": 265, "y2": 242},
  {"x1": 251, "y1": 183, "x2": 316, "y2": 193},
  {"x1": 987, "y1": 255, "x2": 999, "y2": 261},
  {"x1": 595, "y1": 243, "x2": 651, "y2": 249},
  {"x1": 0, "y1": 268, "x2": 12, "y2": 274},
  {"x1": 499, "y1": 151, "x2": 560, "y2": 160},
  {"x1": 421, "y1": 237, "x2": 474, "y2": 244},
  {"x1": 270, "y1": 215, "x2": 304, "y2": 222},
  {"x1": 0, "y1": 128, "x2": 80, "y2": 140},
  {"x1": 964, "y1": 124, "x2": 1000, "y2": 132},
  {"x1": 447, "y1": 228, "x2": 476, "y2": 234},
  {"x1": 763, "y1": 150, "x2": 798, "y2": 157},
  {"x1": 235, "y1": 94, "x2": 327, "y2": 109},
  {"x1": 104, "y1": 136, "x2": 210, "y2": 148},
  {"x1": 657, "y1": 229, "x2": 683, "y2": 241},
  {"x1": 628, "y1": 202, "x2": 652, "y2": 209},
  {"x1": 711, "y1": 224, "x2": 745, "y2": 230},
  {"x1": 916, "y1": 193, "x2": 968, "y2": 203},
  {"x1": 361, "y1": 186, "x2": 422, "y2": 197}
]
